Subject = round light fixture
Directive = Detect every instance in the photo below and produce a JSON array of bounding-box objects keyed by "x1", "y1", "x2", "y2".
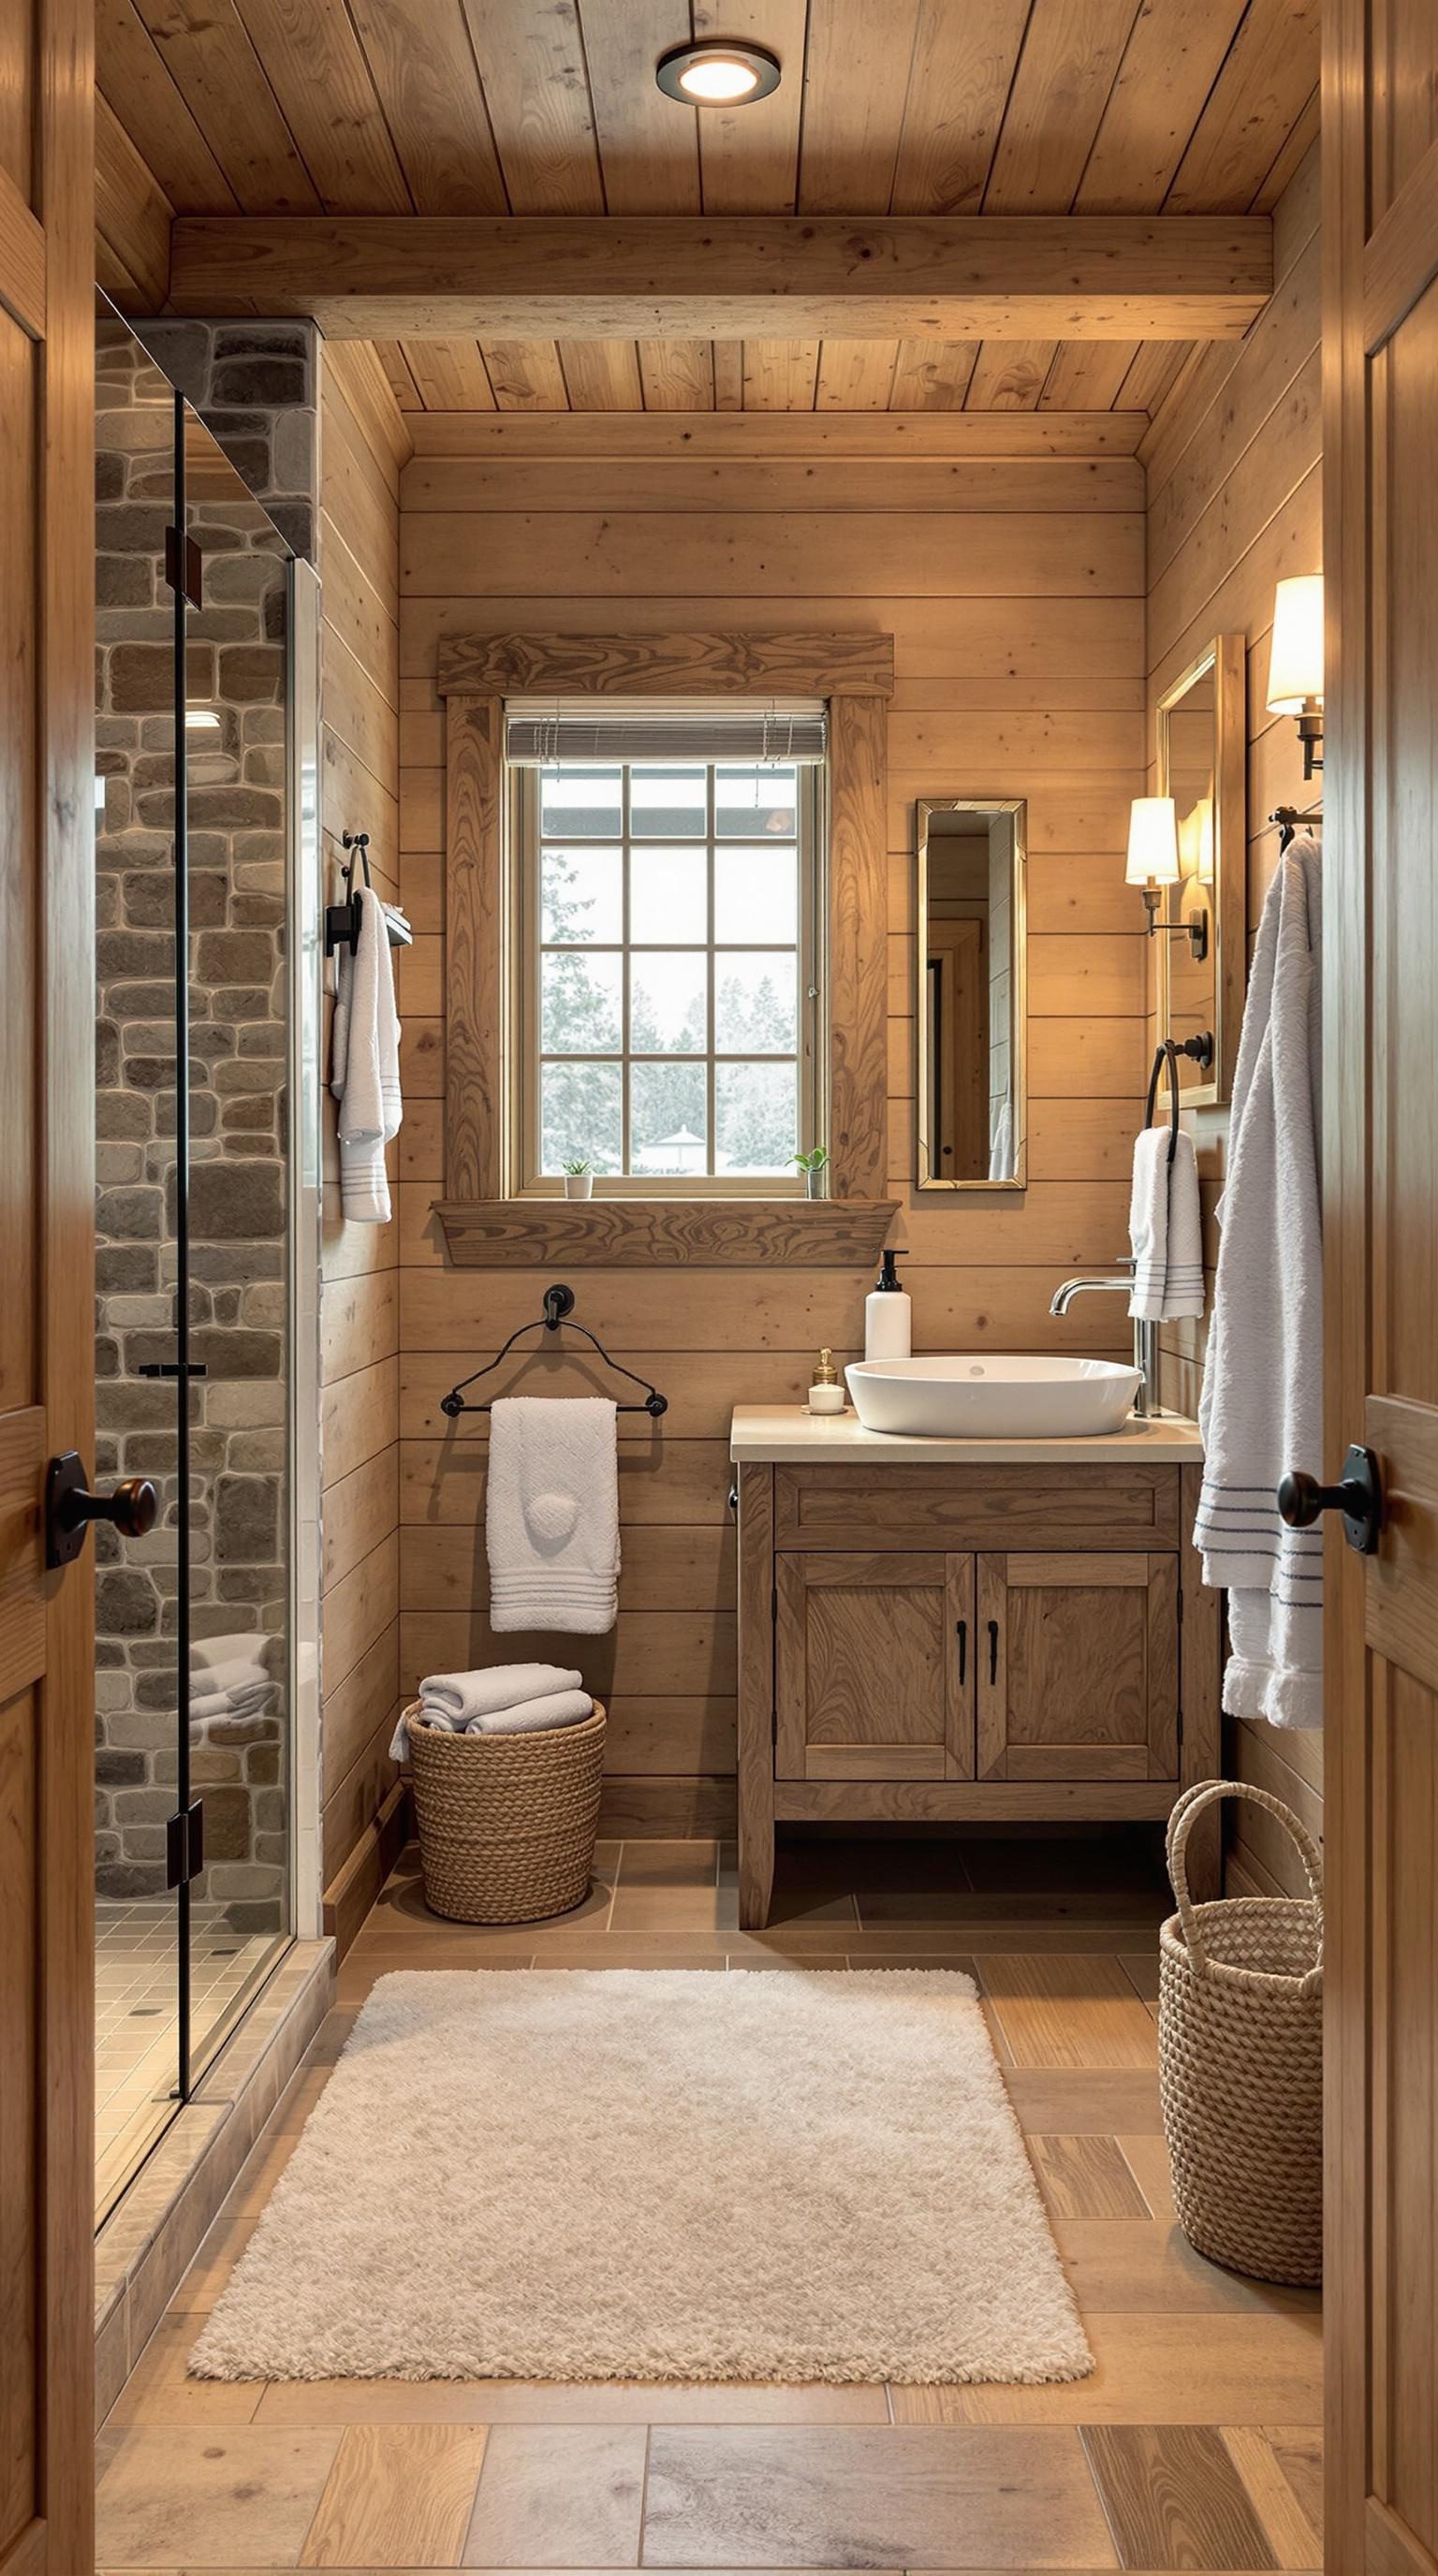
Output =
[{"x1": 654, "y1": 38, "x2": 781, "y2": 105}]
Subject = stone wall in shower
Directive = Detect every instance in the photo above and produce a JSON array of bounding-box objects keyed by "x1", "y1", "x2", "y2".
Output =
[{"x1": 93, "y1": 319, "x2": 304, "y2": 1931}]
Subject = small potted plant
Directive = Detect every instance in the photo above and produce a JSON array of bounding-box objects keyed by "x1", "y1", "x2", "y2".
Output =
[
  {"x1": 792, "y1": 1146, "x2": 829, "y2": 1199},
  {"x1": 563, "y1": 1158, "x2": 594, "y2": 1200}
]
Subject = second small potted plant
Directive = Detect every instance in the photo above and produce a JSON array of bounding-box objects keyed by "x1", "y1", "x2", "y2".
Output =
[
  {"x1": 563, "y1": 1158, "x2": 594, "y2": 1200},
  {"x1": 792, "y1": 1146, "x2": 829, "y2": 1199}
]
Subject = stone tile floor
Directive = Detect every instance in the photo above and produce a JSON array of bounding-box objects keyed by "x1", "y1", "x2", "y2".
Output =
[
  {"x1": 95, "y1": 1832, "x2": 1323, "y2": 2571},
  {"x1": 95, "y1": 1897, "x2": 277, "y2": 2217}
]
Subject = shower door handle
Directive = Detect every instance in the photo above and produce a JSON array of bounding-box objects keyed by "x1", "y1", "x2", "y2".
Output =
[{"x1": 45, "y1": 1451, "x2": 158, "y2": 1568}]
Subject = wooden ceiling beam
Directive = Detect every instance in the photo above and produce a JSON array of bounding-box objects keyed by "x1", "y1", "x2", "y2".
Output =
[{"x1": 168, "y1": 213, "x2": 1272, "y2": 340}]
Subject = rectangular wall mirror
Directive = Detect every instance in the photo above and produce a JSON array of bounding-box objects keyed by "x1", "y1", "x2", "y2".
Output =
[
  {"x1": 915, "y1": 798, "x2": 1027, "y2": 1191},
  {"x1": 1155, "y1": 635, "x2": 1246, "y2": 1107}
]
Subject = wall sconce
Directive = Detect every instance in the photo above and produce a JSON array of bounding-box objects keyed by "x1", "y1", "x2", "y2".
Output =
[
  {"x1": 1127, "y1": 797, "x2": 1207, "y2": 960},
  {"x1": 1266, "y1": 574, "x2": 1324, "y2": 779}
]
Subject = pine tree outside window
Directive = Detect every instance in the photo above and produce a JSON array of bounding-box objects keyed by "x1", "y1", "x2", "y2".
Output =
[{"x1": 507, "y1": 699, "x2": 827, "y2": 1196}]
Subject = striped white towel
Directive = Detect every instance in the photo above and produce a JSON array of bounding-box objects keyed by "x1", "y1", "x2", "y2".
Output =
[{"x1": 1128, "y1": 1124, "x2": 1206, "y2": 1322}]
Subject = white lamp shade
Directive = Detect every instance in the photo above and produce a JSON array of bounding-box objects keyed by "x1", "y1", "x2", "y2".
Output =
[
  {"x1": 1126, "y1": 796, "x2": 1180, "y2": 886},
  {"x1": 1267, "y1": 574, "x2": 1324, "y2": 713}
]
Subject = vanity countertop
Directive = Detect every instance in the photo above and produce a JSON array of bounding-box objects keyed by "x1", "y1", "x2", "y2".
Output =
[{"x1": 729, "y1": 1405, "x2": 1205, "y2": 1465}]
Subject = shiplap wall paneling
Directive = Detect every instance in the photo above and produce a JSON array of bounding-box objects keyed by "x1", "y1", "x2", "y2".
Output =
[
  {"x1": 1140, "y1": 144, "x2": 1323, "y2": 1890},
  {"x1": 397, "y1": 421, "x2": 1146, "y2": 1834},
  {"x1": 318, "y1": 344, "x2": 411, "y2": 1950}
]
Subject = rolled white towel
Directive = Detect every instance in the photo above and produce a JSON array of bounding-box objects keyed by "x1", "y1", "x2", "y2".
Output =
[
  {"x1": 467, "y1": 1689, "x2": 594, "y2": 1736},
  {"x1": 419, "y1": 1663, "x2": 582, "y2": 1724},
  {"x1": 191, "y1": 1632, "x2": 271, "y2": 1673},
  {"x1": 190, "y1": 1654, "x2": 270, "y2": 1696}
]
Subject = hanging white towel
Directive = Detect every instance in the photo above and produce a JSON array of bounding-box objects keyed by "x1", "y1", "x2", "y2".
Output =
[
  {"x1": 1194, "y1": 832, "x2": 1324, "y2": 1729},
  {"x1": 988, "y1": 1100, "x2": 1014, "y2": 1183},
  {"x1": 486, "y1": 1397, "x2": 620, "y2": 1635},
  {"x1": 1128, "y1": 1125, "x2": 1206, "y2": 1323},
  {"x1": 330, "y1": 883, "x2": 402, "y2": 1222}
]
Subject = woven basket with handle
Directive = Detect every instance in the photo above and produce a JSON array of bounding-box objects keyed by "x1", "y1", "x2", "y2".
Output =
[
  {"x1": 1159, "y1": 1778, "x2": 1323, "y2": 2287},
  {"x1": 405, "y1": 1700, "x2": 607, "y2": 1925}
]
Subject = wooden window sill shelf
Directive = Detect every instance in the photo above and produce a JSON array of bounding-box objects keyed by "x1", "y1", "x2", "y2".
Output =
[{"x1": 433, "y1": 1197, "x2": 900, "y2": 1266}]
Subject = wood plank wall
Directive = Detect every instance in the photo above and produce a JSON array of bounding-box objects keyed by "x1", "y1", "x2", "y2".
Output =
[
  {"x1": 1141, "y1": 143, "x2": 1323, "y2": 1895},
  {"x1": 395, "y1": 417, "x2": 1148, "y2": 1837},
  {"x1": 317, "y1": 342, "x2": 413, "y2": 1949}
]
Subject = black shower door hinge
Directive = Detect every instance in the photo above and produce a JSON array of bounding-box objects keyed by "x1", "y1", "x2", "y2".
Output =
[
  {"x1": 166, "y1": 1798, "x2": 206, "y2": 1890},
  {"x1": 165, "y1": 524, "x2": 204, "y2": 609}
]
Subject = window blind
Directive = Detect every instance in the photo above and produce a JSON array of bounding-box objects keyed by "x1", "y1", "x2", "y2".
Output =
[{"x1": 505, "y1": 695, "x2": 828, "y2": 766}]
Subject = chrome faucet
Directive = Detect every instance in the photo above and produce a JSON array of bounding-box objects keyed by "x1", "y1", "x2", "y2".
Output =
[{"x1": 1049, "y1": 1269, "x2": 1159, "y2": 1420}]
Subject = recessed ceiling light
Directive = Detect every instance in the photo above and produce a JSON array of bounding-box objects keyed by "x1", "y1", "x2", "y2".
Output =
[{"x1": 655, "y1": 39, "x2": 781, "y2": 106}]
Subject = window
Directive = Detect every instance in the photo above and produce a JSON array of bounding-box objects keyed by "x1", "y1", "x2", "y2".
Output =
[{"x1": 508, "y1": 699, "x2": 826, "y2": 1194}]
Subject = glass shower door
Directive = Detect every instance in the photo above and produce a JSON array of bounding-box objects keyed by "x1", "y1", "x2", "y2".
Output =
[
  {"x1": 93, "y1": 311, "x2": 184, "y2": 2217},
  {"x1": 180, "y1": 405, "x2": 295, "y2": 2077}
]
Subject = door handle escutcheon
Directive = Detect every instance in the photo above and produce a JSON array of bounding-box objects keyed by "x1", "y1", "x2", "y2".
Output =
[{"x1": 45, "y1": 1452, "x2": 158, "y2": 1569}]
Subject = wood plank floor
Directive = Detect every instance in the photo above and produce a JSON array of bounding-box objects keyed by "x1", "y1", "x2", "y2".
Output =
[{"x1": 95, "y1": 1833, "x2": 1323, "y2": 2575}]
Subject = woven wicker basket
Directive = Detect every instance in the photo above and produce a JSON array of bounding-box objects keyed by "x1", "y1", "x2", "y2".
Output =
[
  {"x1": 405, "y1": 1700, "x2": 607, "y2": 1925},
  {"x1": 1159, "y1": 1778, "x2": 1323, "y2": 2287}
]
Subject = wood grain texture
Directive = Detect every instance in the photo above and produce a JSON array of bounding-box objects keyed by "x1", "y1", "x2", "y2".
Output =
[
  {"x1": 433, "y1": 1197, "x2": 899, "y2": 1268},
  {"x1": 166, "y1": 212, "x2": 1276, "y2": 339},
  {"x1": 5, "y1": 0, "x2": 95, "y2": 2558},
  {"x1": 442, "y1": 695, "x2": 503, "y2": 1201},
  {"x1": 1080, "y1": 2422, "x2": 1279, "y2": 2569},
  {"x1": 437, "y1": 625, "x2": 896, "y2": 698}
]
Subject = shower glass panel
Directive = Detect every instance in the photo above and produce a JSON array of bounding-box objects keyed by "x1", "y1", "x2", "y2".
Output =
[
  {"x1": 181, "y1": 409, "x2": 294, "y2": 2075},
  {"x1": 94, "y1": 311, "x2": 185, "y2": 2217},
  {"x1": 93, "y1": 305, "x2": 296, "y2": 2220}
]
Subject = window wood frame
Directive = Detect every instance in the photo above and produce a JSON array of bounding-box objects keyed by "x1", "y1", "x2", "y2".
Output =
[{"x1": 436, "y1": 629, "x2": 897, "y2": 1266}]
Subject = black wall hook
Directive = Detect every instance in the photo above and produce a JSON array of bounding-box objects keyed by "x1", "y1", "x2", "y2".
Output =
[{"x1": 324, "y1": 830, "x2": 414, "y2": 958}]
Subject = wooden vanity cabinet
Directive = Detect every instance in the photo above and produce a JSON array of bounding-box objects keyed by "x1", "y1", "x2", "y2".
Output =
[{"x1": 736, "y1": 1456, "x2": 1220, "y2": 1927}]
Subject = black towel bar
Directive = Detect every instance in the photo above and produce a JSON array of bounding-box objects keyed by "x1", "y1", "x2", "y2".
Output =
[
  {"x1": 438, "y1": 1283, "x2": 668, "y2": 1420},
  {"x1": 1146, "y1": 1032, "x2": 1215, "y2": 1165}
]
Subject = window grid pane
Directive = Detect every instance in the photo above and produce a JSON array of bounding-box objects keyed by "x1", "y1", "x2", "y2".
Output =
[{"x1": 534, "y1": 757, "x2": 806, "y2": 1182}]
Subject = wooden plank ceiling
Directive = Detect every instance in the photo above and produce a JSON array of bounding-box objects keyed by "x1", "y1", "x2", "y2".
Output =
[{"x1": 96, "y1": 0, "x2": 1319, "y2": 414}]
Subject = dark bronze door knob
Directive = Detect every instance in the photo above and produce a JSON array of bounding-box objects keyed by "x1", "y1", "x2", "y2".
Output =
[
  {"x1": 45, "y1": 1451, "x2": 159, "y2": 1568},
  {"x1": 1277, "y1": 1443, "x2": 1383, "y2": 1556}
]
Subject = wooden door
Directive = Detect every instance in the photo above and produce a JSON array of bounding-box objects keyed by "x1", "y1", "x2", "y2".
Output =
[
  {"x1": 926, "y1": 917, "x2": 989, "y2": 1181},
  {"x1": 0, "y1": 3, "x2": 96, "y2": 2572},
  {"x1": 775, "y1": 1552, "x2": 975, "y2": 1779},
  {"x1": 975, "y1": 1554, "x2": 1179, "y2": 1782},
  {"x1": 1327, "y1": 8, "x2": 1438, "y2": 2570}
]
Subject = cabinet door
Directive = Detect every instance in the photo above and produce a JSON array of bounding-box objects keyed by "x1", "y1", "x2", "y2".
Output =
[
  {"x1": 775, "y1": 1552, "x2": 974, "y2": 1779},
  {"x1": 976, "y1": 1554, "x2": 1179, "y2": 1782}
]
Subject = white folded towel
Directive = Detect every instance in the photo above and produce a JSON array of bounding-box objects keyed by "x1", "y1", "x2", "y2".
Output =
[
  {"x1": 191, "y1": 1632, "x2": 271, "y2": 1673},
  {"x1": 330, "y1": 883, "x2": 403, "y2": 1222},
  {"x1": 1128, "y1": 1125, "x2": 1206, "y2": 1322},
  {"x1": 190, "y1": 1681, "x2": 275, "y2": 1723},
  {"x1": 189, "y1": 1653, "x2": 270, "y2": 1696},
  {"x1": 422, "y1": 1663, "x2": 583, "y2": 1724},
  {"x1": 468, "y1": 1689, "x2": 594, "y2": 1736},
  {"x1": 389, "y1": 1662, "x2": 586, "y2": 1758},
  {"x1": 1195, "y1": 832, "x2": 1324, "y2": 1729},
  {"x1": 486, "y1": 1398, "x2": 620, "y2": 1635}
]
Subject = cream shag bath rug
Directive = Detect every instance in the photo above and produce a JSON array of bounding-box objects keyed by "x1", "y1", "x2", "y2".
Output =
[{"x1": 191, "y1": 1969, "x2": 1093, "y2": 2385}]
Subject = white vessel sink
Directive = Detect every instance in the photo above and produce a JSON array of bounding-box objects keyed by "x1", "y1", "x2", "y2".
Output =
[{"x1": 844, "y1": 1354, "x2": 1143, "y2": 1440}]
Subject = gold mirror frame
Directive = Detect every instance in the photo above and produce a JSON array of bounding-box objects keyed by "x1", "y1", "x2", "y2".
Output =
[
  {"x1": 914, "y1": 796, "x2": 1027, "y2": 1193},
  {"x1": 1155, "y1": 635, "x2": 1246, "y2": 1109}
]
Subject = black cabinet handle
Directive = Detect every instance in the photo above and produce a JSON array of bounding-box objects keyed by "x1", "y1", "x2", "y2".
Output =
[
  {"x1": 45, "y1": 1452, "x2": 158, "y2": 1568},
  {"x1": 955, "y1": 1618, "x2": 966, "y2": 1683},
  {"x1": 987, "y1": 1618, "x2": 1000, "y2": 1687}
]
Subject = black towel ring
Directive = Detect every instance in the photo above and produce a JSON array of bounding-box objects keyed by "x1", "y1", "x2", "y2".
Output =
[
  {"x1": 1146, "y1": 1033, "x2": 1216, "y2": 1165},
  {"x1": 438, "y1": 1283, "x2": 668, "y2": 1419}
]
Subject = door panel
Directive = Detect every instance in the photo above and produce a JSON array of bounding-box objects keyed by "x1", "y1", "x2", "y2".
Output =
[
  {"x1": 1328, "y1": 17, "x2": 1438, "y2": 2571},
  {"x1": 0, "y1": 2, "x2": 96, "y2": 2571},
  {"x1": 976, "y1": 1553, "x2": 1179, "y2": 1783},
  {"x1": 775, "y1": 1551, "x2": 973, "y2": 1780}
]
